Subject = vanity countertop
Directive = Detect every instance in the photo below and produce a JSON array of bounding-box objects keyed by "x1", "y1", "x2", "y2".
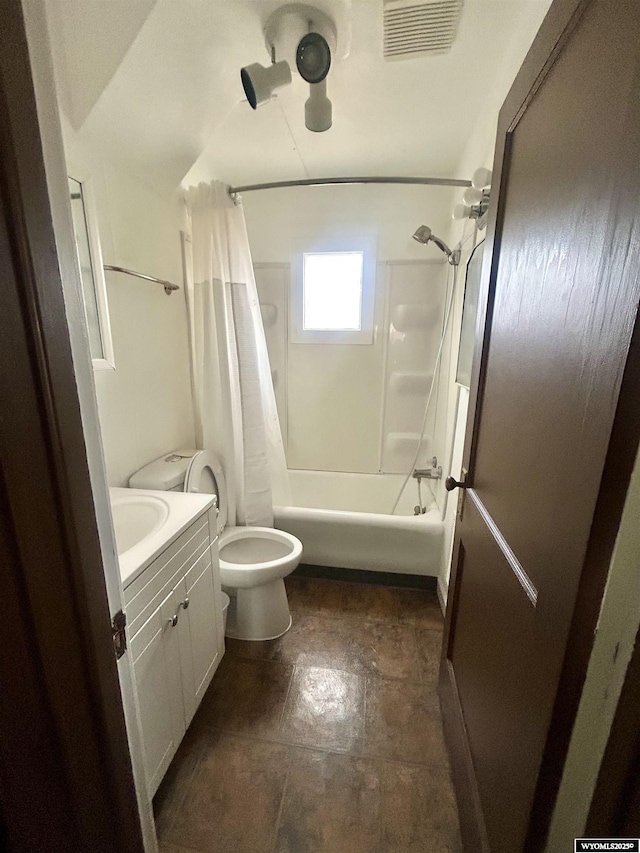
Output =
[{"x1": 110, "y1": 486, "x2": 216, "y2": 588}]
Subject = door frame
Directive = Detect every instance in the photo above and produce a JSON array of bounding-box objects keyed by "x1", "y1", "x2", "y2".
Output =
[
  {"x1": 0, "y1": 1, "x2": 148, "y2": 849},
  {"x1": 587, "y1": 616, "x2": 640, "y2": 835},
  {"x1": 439, "y1": 0, "x2": 640, "y2": 849}
]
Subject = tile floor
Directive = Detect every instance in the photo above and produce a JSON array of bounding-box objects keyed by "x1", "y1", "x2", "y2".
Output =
[{"x1": 154, "y1": 575, "x2": 462, "y2": 853}]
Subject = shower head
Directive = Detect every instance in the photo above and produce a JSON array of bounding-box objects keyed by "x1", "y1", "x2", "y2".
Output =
[
  {"x1": 412, "y1": 225, "x2": 433, "y2": 245},
  {"x1": 412, "y1": 225, "x2": 459, "y2": 265}
]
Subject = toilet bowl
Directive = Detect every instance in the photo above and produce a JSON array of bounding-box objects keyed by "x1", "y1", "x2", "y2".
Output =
[
  {"x1": 183, "y1": 451, "x2": 302, "y2": 641},
  {"x1": 129, "y1": 448, "x2": 302, "y2": 642},
  {"x1": 219, "y1": 526, "x2": 302, "y2": 640}
]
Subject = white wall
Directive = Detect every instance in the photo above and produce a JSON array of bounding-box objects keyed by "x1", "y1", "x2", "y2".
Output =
[
  {"x1": 243, "y1": 184, "x2": 455, "y2": 264},
  {"x1": 245, "y1": 184, "x2": 454, "y2": 475},
  {"x1": 61, "y1": 118, "x2": 195, "y2": 486}
]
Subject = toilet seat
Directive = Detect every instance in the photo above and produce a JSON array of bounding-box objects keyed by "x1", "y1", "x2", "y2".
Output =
[
  {"x1": 184, "y1": 450, "x2": 227, "y2": 533},
  {"x1": 219, "y1": 526, "x2": 303, "y2": 589}
]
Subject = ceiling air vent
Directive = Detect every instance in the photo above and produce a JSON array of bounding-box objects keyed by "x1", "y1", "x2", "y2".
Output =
[{"x1": 383, "y1": 0, "x2": 464, "y2": 60}]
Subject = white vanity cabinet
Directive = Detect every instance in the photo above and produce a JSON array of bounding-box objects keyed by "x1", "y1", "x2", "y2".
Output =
[{"x1": 123, "y1": 507, "x2": 224, "y2": 796}]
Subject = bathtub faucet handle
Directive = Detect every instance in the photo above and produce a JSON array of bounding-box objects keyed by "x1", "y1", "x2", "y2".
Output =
[{"x1": 412, "y1": 463, "x2": 442, "y2": 481}]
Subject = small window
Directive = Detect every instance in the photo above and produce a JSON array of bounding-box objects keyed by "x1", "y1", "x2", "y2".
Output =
[
  {"x1": 291, "y1": 244, "x2": 375, "y2": 345},
  {"x1": 303, "y1": 252, "x2": 364, "y2": 331}
]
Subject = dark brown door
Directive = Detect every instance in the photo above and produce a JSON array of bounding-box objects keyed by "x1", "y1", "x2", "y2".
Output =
[{"x1": 441, "y1": 1, "x2": 640, "y2": 851}]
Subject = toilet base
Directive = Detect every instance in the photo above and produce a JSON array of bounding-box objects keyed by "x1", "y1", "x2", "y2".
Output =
[{"x1": 224, "y1": 578, "x2": 292, "y2": 641}]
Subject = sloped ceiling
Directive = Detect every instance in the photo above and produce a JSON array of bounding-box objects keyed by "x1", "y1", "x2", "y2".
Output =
[
  {"x1": 46, "y1": 0, "x2": 157, "y2": 129},
  {"x1": 46, "y1": 0, "x2": 551, "y2": 194}
]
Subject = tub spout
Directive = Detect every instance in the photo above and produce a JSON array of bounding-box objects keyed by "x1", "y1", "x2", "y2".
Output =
[{"x1": 412, "y1": 464, "x2": 442, "y2": 481}]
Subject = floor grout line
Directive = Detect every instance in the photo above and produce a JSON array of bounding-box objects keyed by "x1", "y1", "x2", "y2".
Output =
[
  {"x1": 288, "y1": 601, "x2": 445, "y2": 629},
  {"x1": 362, "y1": 667, "x2": 368, "y2": 754},
  {"x1": 189, "y1": 722, "x2": 450, "y2": 770},
  {"x1": 412, "y1": 623, "x2": 424, "y2": 686},
  {"x1": 155, "y1": 732, "x2": 209, "y2": 843},
  {"x1": 269, "y1": 745, "x2": 294, "y2": 853},
  {"x1": 276, "y1": 661, "x2": 296, "y2": 738},
  {"x1": 223, "y1": 649, "x2": 432, "y2": 687},
  {"x1": 290, "y1": 575, "x2": 441, "y2": 594}
]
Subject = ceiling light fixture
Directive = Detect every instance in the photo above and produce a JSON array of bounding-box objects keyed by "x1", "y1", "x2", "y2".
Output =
[
  {"x1": 240, "y1": 60, "x2": 292, "y2": 109},
  {"x1": 452, "y1": 168, "x2": 492, "y2": 227},
  {"x1": 240, "y1": 4, "x2": 337, "y2": 133}
]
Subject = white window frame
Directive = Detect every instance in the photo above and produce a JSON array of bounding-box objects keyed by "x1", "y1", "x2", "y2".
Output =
[{"x1": 291, "y1": 236, "x2": 376, "y2": 345}]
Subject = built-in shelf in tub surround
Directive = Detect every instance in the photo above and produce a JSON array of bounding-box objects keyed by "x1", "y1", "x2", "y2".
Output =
[
  {"x1": 392, "y1": 302, "x2": 441, "y2": 331},
  {"x1": 384, "y1": 431, "x2": 433, "y2": 451},
  {"x1": 388, "y1": 371, "x2": 433, "y2": 395},
  {"x1": 260, "y1": 302, "x2": 278, "y2": 326},
  {"x1": 110, "y1": 487, "x2": 225, "y2": 798},
  {"x1": 383, "y1": 432, "x2": 433, "y2": 473}
]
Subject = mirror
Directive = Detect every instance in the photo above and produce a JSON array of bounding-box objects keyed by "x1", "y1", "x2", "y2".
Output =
[
  {"x1": 68, "y1": 176, "x2": 115, "y2": 370},
  {"x1": 456, "y1": 240, "x2": 484, "y2": 388}
]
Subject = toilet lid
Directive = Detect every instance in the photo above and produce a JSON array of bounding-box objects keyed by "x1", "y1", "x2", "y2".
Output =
[{"x1": 184, "y1": 450, "x2": 227, "y2": 532}]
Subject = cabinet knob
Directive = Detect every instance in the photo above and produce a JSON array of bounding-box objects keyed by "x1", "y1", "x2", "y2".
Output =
[
  {"x1": 168, "y1": 613, "x2": 179, "y2": 627},
  {"x1": 180, "y1": 597, "x2": 190, "y2": 611}
]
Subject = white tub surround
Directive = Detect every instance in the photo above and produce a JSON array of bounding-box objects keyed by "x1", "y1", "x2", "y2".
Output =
[
  {"x1": 282, "y1": 468, "x2": 428, "y2": 514},
  {"x1": 274, "y1": 470, "x2": 444, "y2": 577}
]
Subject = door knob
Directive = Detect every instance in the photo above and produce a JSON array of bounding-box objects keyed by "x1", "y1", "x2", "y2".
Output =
[{"x1": 445, "y1": 476, "x2": 467, "y2": 492}]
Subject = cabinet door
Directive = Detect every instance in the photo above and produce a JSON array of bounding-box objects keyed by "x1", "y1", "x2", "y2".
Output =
[
  {"x1": 179, "y1": 547, "x2": 223, "y2": 726},
  {"x1": 131, "y1": 589, "x2": 185, "y2": 796}
]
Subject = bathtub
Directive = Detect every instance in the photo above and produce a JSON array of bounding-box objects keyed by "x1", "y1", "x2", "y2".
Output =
[{"x1": 274, "y1": 470, "x2": 444, "y2": 577}]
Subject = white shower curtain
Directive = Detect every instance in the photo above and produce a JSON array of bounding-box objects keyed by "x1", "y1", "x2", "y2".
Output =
[{"x1": 183, "y1": 181, "x2": 290, "y2": 527}]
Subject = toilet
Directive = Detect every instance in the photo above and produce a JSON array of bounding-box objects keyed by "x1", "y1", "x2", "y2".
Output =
[{"x1": 129, "y1": 450, "x2": 302, "y2": 641}]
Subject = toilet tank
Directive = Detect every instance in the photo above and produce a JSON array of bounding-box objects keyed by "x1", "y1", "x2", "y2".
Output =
[{"x1": 129, "y1": 450, "x2": 197, "y2": 491}]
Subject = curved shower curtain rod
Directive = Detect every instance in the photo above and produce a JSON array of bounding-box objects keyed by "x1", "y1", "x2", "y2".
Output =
[{"x1": 228, "y1": 175, "x2": 472, "y2": 193}]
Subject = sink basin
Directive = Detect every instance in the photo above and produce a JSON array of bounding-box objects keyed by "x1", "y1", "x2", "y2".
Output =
[
  {"x1": 110, "y1": 492, "x2": 170, "y2": 555},
  {"x1": 109, "y1": 486, "x2": 216, "y2": 588}
]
